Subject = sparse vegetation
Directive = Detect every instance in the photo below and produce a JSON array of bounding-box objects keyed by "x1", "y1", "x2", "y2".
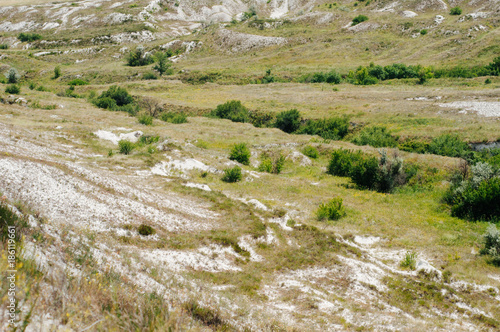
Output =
[
  {"x1": 160, "y1": 111, "x2": 188, "y2": 123},
  {"x1": 302, "y1": 145, "x2": 319, "y2": 159},
  {"x1": 138, "y1": 114, "x2": 154, "y2": 125},
  {"x1": 400, "y1": 251, "x2": 418, "y2": 270},
  {"x1": 259, "y1": 152, "x2": 285, "y2": 174},
  {"x1": 351, "y1": 126, "x2": 398, "y2": 148}
]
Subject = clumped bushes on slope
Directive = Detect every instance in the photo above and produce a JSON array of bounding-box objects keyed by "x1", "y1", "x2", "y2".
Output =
[
  {"x1": 18, "y1": 32, "x2": 42, "y2": 42},
  {"x1": 480, "y1": 224, "x2": 500, "y2": 266},
  {"x1": 68, "y1": 79, "x2": 89, "y2": 86},
  {"x1": 210, "y1": 100, "x2": 250, "y2": 123},
  {"x1": 296, "y1": 116, "x2": 350, "y2": 140},
  {"x1": 444, "y1": 162, "x2": 500, "y2": 221},
  {"x1": 351, "y1": 126, "x2": 398, "y2": 148},
  {"x1": 138, "y1": 114, "x2": 153, "y2": 126},
  {"x1": 275, "y1": 109, "x2": 301, "y2": 133},
  {"x1": 93, "y1": 86, "x2": 138, "y2": 115},
  {"x1": 352, "y1": 15, "x2": 368, "y2": 26},
  {"x1": 126, "y1": 46, "x2": 154, "y2": 67},
  {"x1": 222, "y1": 166, "x2": 242, "y2": 183},
  {"x1": 327, "y1": 149, "x2": 407, "y2": 192},
  {"x1": 229, "y1": 143, "x2": 251, "y2": 165}
]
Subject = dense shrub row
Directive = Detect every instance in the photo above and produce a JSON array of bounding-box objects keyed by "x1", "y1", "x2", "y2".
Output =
[
  {"x1": 209, "y1": 101, "x2": 350, "y2": 140},
  {"x1": 327, "y1": 149, "x2": 407, "y2": 192}
]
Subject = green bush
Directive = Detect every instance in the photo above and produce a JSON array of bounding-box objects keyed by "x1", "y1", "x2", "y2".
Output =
[
  {"x1": 118, "y1": 140, "x2": 135, "y2": 155},
  {"x1": 0, "y1": 44, "x2": 8, "y2": 49},
  {"x1": 7, "y1": 68, "x2": 19, "y2": 84},
  {"x1": 5, "y1": 84, "x2": 20, "y2": 94},
  {"x1": 428, "y1": 134, "x2": 471, "y2": 158},
  {"x1": 297, "y1": 116, "x2": 349, "y2": 140},
  {"x1": 302, "y1": 145, "x2": 319, "y2": 159},
  {"x1": 18, "y1": 32, "x2": 42, "y2": 42},
  {"x1": 327, "y1": 149, "x2": 362, "y2": 177},
  {"x1": 153, "y1": 52, "x2": 173, "y2": 76},
  {"x1": 249, "y1": 110, "x2": 275, "y2": 128},
  {"x1": 138, "y1": 224, "x2": 155, "y2": 236},
  {"x1": 126, "y1": 46, "x2": 154, "y2": 66},
  {"x1": 327, "y1": 149, "x2": 406, "y2": 192},
  {"x1": 139, "y1": 135, "x2": 160, "y2": 145},
  {"x1": 160, "y1": 112, "x2": 188, "y2": 124},
  {"x1": 485, "y1": 78, "x2": 492, "y2": 84},
  {"x1": 445, "y1": 162, "x2": 500, "y2": 221},
  {"x1": 68, "y1": 78, "x2": 89, "y2": 86},
  {"x1": 398, "y1": 138, "x2": 430, "y2": 154},
  {"x1": 352, "y1": 15, "x2": 368, "y2": 26},
  {"x1": 95, "y1": 97, "x2": 117, "y2": 110},
  {"x1": 355, "y1": 67, "x2": 378, "y2": 85},
  {"x1": 138, "y1": 114, "x2": 154, "y2": 125},
  {"x1": 98, "y1": 86, "x2": 134, "y2": 107},
  {"x1": 299, "y1": 71, "x2": 341, "y2": 84},
  {"x1": 229, "y1": 143, "x2": 251, "y2": 165},
  {"x1": 351, "y1": 126, "x2": 398, "y2": 148},
  {"x1": 222, "y1": 166, "x2": 242, "y2": 183},
  {"x1": 316, "y1": 198, "x2": 345, "y2": 221},
  {"x1": 259, "y1": 153, "x2": 285, "y2": 174},
  {"x1": 420, "y1": 29, "x2": 428, "y2": 35},
  {"x1": 275, "y1": 109, "x2": 301, "y2": 133},
  {"x1": 480, "y1": 224, "x2": 500, "y2": 266},
  {"x1": 54, "y1": 66, "x2": 61, "y2": 79},
  {"x1": 211, "y1": 100, "x2": 250, "y2": 123},
  {"x1": 400, "y1": 251, "x2": 417, "y2": 270},
  {"x1": 450, "y1": 7, "x2": 462, "y2": 15}
]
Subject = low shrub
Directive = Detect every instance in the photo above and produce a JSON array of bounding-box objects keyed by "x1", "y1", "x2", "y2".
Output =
[
  {"x1": 118, "y1": 140, "x2": 135, "y2": 155},
  {"x1": 398, "y1": 138, "x2": 430, "y2": 154},
  {"x1": 95, "y1": 97, "x2": 117, "y2": 110},
  {"x1": 18, "y1": 32, "x2": 42, "y2": 42},
  {"x1": 299, "y1": 70, "x2": 341, "y2": 84},
  {"x1": 316, "y1": 198, "x2": 345, "y2": 221},
  {"x1": 229, "y1": 143, "x2": 251, "y2": 165},
  {"x1": 480, "y1": 224, "x2": 500, "y2": 266},
  {"x1": 275, "y1": 109, "x2": 301, "y2": 133},
  {"x1": 0, "y1": 44, "x2": 8, "y2": 49},
  {"x1": 355, "y1": 67, "x2": 378, "y2": 85},
  {"x1": 210, "y1": 100, "x2": 250, "y2": 123},
  {"x1": 352, "y1": 15, "x2": 368, "y2": 25},
  {"x1": 139, "y1": 135, "x2": 160, "y2": 145},
  {"x1": 400, "y1": 251, "x2": 417, "y2": 270},
  {"x1": 297, "y1": 116, "x2": 349, "y2": 140},
  {"x1": 327, "y1": 149, "x2": 362, "y2": 177},
  {"x1": 428, "y1": 134, "x2": 471, "y2": 158},
  {"x1": 68, "y1": 78, "x2": 89, "y2": 86},
  {"x1": 302, "y1": 145, "x2": 319, "y2": 159},
  {"x1": 249, "y1": 110, "x2": 275, "y2": 128},
  {"x1": 259, "y1": 153, "x2": 285, "y2": 174},
  {"x1": 138, "y1": 114, "x2": 154, "y2": 125},
  {"x1": 5, "y1": 84, "x2": 20, "y2": 94},
  {"x1": 160, "y1": 112, "x2": 188, "y2": 124},
  {"x1": 138, "y1": 224, "x2": 155, "y2": 236},
  {"x1": 143, "y1": 72, "x2": 158, "y2": 80},
  {"x1": 420, "y1": 29, "x2": 428, "y2": 35},
  {"x1": 94, "y1": 86, "x2": 134, "y2": 111},
  {"x1": 222, "y1": 166, "x2": 242, "y2": 183},
  {"x1": 351, "y1": 126, "x2": 398, "y2": 148},
  {"x1": 450, "y1": 7, "x2": 462, "y2": 15}
]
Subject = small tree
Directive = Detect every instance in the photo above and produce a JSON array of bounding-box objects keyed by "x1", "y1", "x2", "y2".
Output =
[
  {"x1": 54, "y1": 66, "x2": 61, "y2": 79},
  {"x1": 229, "y1": 143, "x2": 251, "y2": 165},
  {"x1": 7, "y1": 68, "x2": 19, "y2": 84},
  {"x1": 153, "y1": 52, "x2": 173, "y2": 76}
]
